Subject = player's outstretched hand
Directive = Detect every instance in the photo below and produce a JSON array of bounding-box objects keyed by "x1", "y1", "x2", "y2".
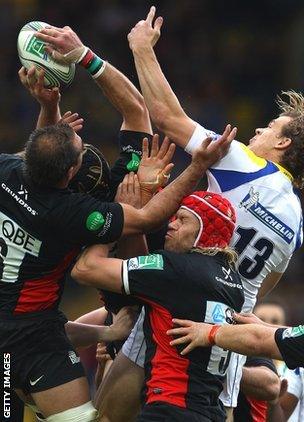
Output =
[
  {"x1": 167, "y1": 319, "x2": 212, "y2": 355},
  {"x1": 106, "y1": 306, "x2": 137, "y2": 342},
  {"x1": 18, "y1": 66, "x2": 61, "y2": 107},
  {"x1": 137, "y1": 134, "x2": 175, "y2": 194},
  {"x1": 59, "y1": 111, "x2": 84, "y2": 133},
  {"x1": 128, "y1": 6, "x2": 163, "y2": 51},
  {"x1": 191, "y1": 124, "x2": 237, "y2": 171},
  {"x1": 35, "y1": 25, "x2": 87, "y2": 65},
  {"x1": 115, "y1": 172, "x2": 142, "y2": 209}
]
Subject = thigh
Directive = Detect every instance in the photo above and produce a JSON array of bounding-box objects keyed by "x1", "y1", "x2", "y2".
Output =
[
  {"x1": 31, "y1": 376, "x2": 90, "y2": 418},
  {"x1": 95, "y1": 352, "x2": 144, "y2": 422}
]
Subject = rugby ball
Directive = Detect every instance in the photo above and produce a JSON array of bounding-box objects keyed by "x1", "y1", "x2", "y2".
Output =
[{"x1": 17, "y1": 21, "x2": 75, "y2": 89}]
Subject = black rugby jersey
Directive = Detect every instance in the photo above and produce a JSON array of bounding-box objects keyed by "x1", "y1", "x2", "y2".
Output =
[
  {"x1": 275, "y1": 325, "x2": 304, "y2": 369},
  {"x1": 0, "y1": 154, "x2": 123, "y2": 316},
  {"x1": 122, "y1": 250, "x2": 244, "y2": 421}
]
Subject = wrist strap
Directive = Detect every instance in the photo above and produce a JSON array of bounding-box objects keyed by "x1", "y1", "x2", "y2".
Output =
[
  {"x1": 79, "y1": 48, "x2": 107, "y2": 78},
  {"x1": 208, "y1": 325, "x2": 221, "y2": 346}
]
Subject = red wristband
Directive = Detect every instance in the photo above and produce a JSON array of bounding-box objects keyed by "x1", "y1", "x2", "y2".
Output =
[
  {"x1": 79, "y1": 49, "x2": 95, "y2": 68},
  {"x1": 208, "y1": 325, "x2": 221, "y2": 346}
]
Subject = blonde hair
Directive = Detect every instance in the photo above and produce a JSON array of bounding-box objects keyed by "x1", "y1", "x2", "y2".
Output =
[
  {"x1": 191, "y1": 246, "x2": 238, "y2": 268},
  {"x1": 274, "y1": 90, "x2": 304, "y2": 189},
  {"x1": 277, "y1": 90, "x2": 304, "y2": 116}
]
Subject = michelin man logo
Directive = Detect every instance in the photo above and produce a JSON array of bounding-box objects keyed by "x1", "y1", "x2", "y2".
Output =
[{"x1": 239, "y1": 187, "x2": 259, "y2": 211}]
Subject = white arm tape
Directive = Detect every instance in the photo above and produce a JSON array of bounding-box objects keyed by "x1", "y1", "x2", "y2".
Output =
[{"x1": 185, "y1": 123, "x2": 210, "y2": 155}]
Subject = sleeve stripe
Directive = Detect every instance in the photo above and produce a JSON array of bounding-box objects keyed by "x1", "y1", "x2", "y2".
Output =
[{"x1": 122, "y1": 260, "x2": 130, "y2": 295}]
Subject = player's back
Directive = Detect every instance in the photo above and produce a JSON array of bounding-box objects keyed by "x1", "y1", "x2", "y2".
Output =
[
  {"x1": 123, "y1": 250, "x2": 244, "y2": 420},
  {"x1": 0, "y1": 153, "x2": 123, "y2": 316}
]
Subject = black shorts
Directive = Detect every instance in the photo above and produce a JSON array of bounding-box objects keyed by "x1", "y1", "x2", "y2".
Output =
[
  {"x1": 0, "y1": 311, "x2": 85, "y2": 394},
  {"x1": 137, "y1": 402, "x2": 214, "y2": 422}
]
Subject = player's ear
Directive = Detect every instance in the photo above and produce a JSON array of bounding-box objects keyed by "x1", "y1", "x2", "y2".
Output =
[{"x1": 275, "y1": 137, "x2": 292, "y2": 151}]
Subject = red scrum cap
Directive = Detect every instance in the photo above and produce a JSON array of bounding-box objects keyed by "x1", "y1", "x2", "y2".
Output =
[{"x1": 180, "y1": 191, "x2": 236, "y2": 249}]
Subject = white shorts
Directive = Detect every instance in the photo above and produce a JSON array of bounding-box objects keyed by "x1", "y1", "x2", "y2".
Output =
[
  {"x1": 121, "y1": 308, "x2": 146, "y2": 367},
  {"x1": 219, "y1": 352, "x2": 247, "y2": 408}
]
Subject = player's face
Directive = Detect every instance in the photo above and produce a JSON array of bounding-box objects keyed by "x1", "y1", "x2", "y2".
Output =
[
  {"x1": 165, "y1": 208, "x2": 200, "y2": 253},
  {"x1": 248, "y1": 115, "x2": 292, "y2": 157},
  {"x1": 254, "y1": 303, "x2": 286, "y2": 325}
]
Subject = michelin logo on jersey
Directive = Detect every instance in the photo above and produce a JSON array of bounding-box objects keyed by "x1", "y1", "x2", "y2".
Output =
[{"x1": 239, "y1": 187, "x2": 295, "y2": 244}]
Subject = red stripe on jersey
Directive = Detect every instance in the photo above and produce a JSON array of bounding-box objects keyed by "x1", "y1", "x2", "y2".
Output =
[
  {"x1": 141, "y1": 297, "x2": 190, "y2": 408},
  {"x1": 14, "y1": 248, "x2": 79, "y2": 314},
  {"x1": 247, "y1": 397, "x2": 267, "y2": 422}
]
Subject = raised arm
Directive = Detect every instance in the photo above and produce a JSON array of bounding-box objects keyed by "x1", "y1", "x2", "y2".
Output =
[
  {"x1": 18, "y1": 66, "x2": 83, "y2": 132},
  {"x1": 120, "y1": 124, "x2": 236, "y2": 236},
  {"x1": 35, "y1": 25, "x2": 152, "y2": 134},
  {"x1": 19, "y1": 66, "x2": 61, "y2": 128},
  {"x1": 128, "y1": 6, "x2": 196, "y2": 147}
]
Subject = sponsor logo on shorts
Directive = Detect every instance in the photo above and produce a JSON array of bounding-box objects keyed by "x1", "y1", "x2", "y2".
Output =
[
  {"x1": 127, "y1": 254, "x2": 164, "y2": 271},
  {"x1": 68, "y1": 351, "x2": 80, "y2": 364},
  {"x1": 29, "y1": 375, "x2": 44, "y2": 386},
  {"x1": 86, "y1": 211, "x2": 105, "y2": 231},
  {"x1": 1, "y1": 183, "x2": 38, "y2": 216},
  {"x1": 239, "y1": 188, "x2": 294, "y2": 244},
  {"x1": 282, "y1": 325, "x2": 304, "y2": 339}
]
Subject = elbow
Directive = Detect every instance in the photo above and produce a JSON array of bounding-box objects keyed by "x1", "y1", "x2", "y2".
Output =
[
  {"x1": 71, "y1": 249, "x2": 96, "y2": 287},
  {"x1": 71, "y1": 262, "x2": 90, "y2": 286}
]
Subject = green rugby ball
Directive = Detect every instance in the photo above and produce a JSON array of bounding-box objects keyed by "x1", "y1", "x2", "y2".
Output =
[{"x1": 17, "y1": 21, "x2": 75, "y2": 89}]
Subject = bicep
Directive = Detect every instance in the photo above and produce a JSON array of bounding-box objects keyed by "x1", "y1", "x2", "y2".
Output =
[
  {"x1": 258, "y1": 271, "x2": 284, "y2": 299},
  {"x1": 72, "y1": 247, "x2": 124, "y2": 294}
]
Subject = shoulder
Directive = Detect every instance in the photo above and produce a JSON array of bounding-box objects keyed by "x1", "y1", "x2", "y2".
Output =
[{"x1": 0, "y1": 153, "x2": 23, "y2": 171}]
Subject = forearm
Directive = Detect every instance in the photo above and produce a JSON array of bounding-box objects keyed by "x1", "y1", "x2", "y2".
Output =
[
  {"x1": 267, "y1": 403, "x2": 287, "y2": 422},
  {"x1": 137, "y1": 162, "x2": 204, "y2": 233},
  {"x1": 132, "y1": 46, "x2": 195, "y2": 144},
  {"x1": 241, "y1": 367, "x2": 280, "y2": 401},
  {"x1": 65, "y1": 321, "x2": 112, "y2": 348},
  {"x1": 36, "y1": 104, "x2": 61, "y2": 128},
  {"x1": 95, "y1": 62, "x2": 151, "y2": 132},
  {"x1": 214, "y1": 324, "x2": 282, "y2": 360}
]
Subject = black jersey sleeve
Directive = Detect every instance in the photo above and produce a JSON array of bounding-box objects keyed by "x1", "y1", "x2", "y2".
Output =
[
  {"x1": 121, "y1": 251, "x2": 180, "y2": 305},
  {"x1": 245, "y1": 356, "x2": 277, "y2": 373},
  {"x1": 109, "y1": 131, "x2": 152, "y2": 199},
  {"x1": 275, "y1": 326, "x2": 304, "y2": 369},
  {"x1": 50, "y1": 193, "x2": 124, "y2": 245}
]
